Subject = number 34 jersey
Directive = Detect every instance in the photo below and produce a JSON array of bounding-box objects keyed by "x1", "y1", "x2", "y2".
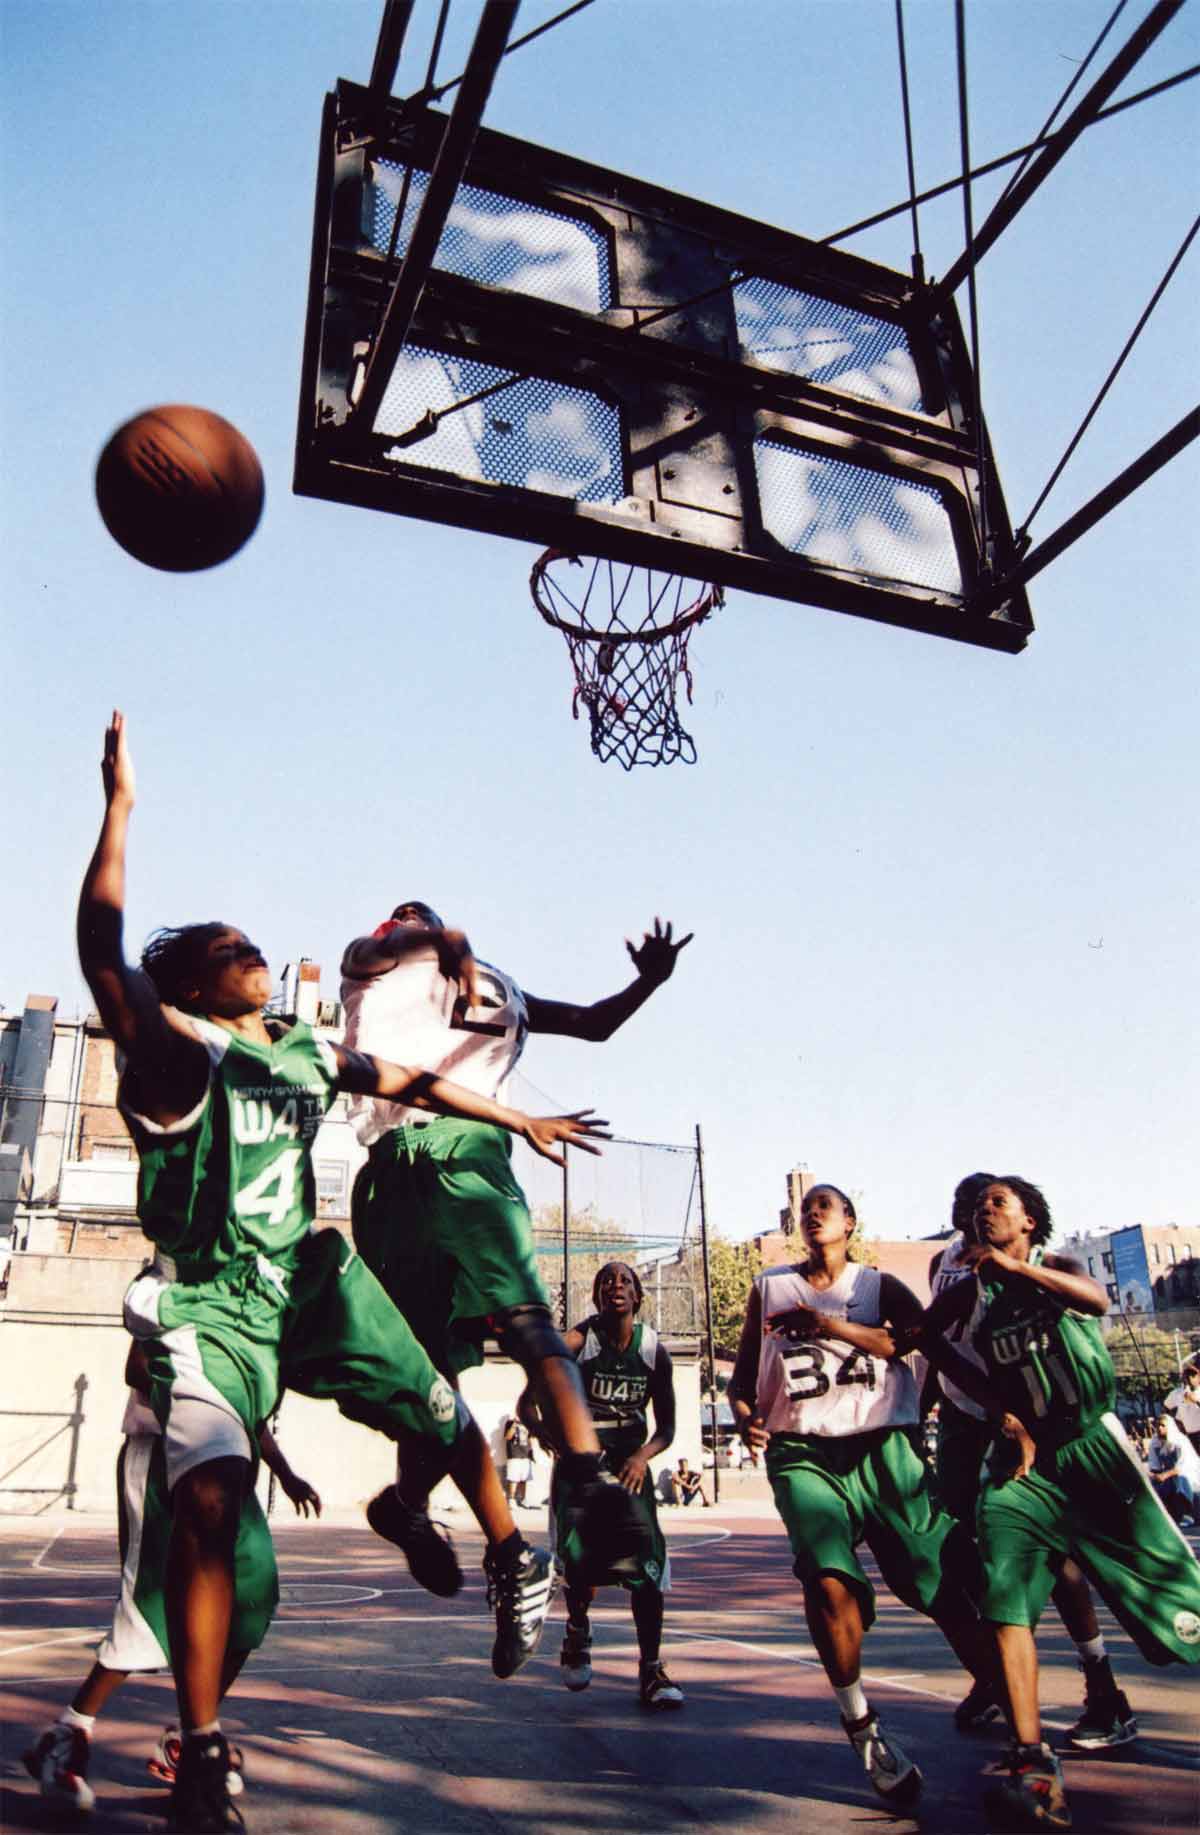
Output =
[{"x1": 754, "y1": 1262, "x2": 919, "y2": 1438}]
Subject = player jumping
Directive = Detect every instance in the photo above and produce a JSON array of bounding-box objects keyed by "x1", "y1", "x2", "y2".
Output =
[
  {"x1": 341, "y1": 902, "x2": 690, "y2": 1624},
  {"x1": 77, "y1": 713, "x2": 605, "y2": 1831},
  {"x1": 916, "y1": 1176, "x2": 1200, "y2": 1832},
  {"x1": 727, "y1": 1182, "x2": 997, "y2": 1812}
]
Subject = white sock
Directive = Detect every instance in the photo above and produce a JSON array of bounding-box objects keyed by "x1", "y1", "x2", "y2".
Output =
[
  {"x1": 59, "y1": 1707, "x2": 95, "y2": 1734},
  {"x1": 187, "y1": 1719, "x2": 221, "y2": 1739},
  {"x1": 1076, "y1": 1635, "x2": 1107, "y2": 1664},
  {"x1": 834, "y1": 1680, "x2": 869, "y2": 1724}
]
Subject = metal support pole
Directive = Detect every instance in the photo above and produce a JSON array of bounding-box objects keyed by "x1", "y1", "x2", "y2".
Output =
[
  {"x1": 976, "y1": 405, "x2": 1199, "y2": 608},
  {"x1": 561, "y1": 1148, "x2": 570, "y2": 1329},
  {"x1": 368, "y1": 0, "x2": 416, "y2": 107},
  {"x1": 932, "y1": 0, "x2": 1183, "y2": 305},
  {"x1": 353, "y1": 0, "x2": 520, "y2": 432},
  {"x1": 695, "y1": 1123, "x2": 719, "y2": 1503}
]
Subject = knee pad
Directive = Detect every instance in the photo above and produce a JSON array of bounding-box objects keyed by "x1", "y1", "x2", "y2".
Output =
[{"x1": 492, "y1": 1304, "x2": 566, "y2": 1369}]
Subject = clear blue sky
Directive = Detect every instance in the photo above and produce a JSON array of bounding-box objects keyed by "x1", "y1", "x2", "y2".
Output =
[{"x1": 3, "y1": 0, "x2": 1197, "y2": 1245}]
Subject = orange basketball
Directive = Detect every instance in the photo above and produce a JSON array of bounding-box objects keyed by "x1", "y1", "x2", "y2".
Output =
[{"x1": 95, "y1": 405, "x2": 264, "y2": 571}]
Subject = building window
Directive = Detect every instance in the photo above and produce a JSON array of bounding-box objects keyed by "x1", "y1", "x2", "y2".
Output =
[
  {"x1": 1102, "y1": 1253, "x2": 1113, "y2": 1273},
  {"x1": 1184, "y1": 1244, "x2": 1194, "y2": 1259},
  {"x1": 1152, "y1": 1243, "x2": 1161, "y2": 1264},
  {"x1": 1169, "y1": 1244, "x2": 1177, "y2": 1263},
  {"x1": 1106, "y1": 1283, "x2": 1119, "y2": 1303},
  {"x1": 90, "y1": 1141, "x2": 133, "y2": 1162},
  {"x1": 316, "y1": 1160, "x2": 349, "y2": 1215},
  {"x1": 1087, "y1": 1257, "x2": 1095, "y2": 1275}
]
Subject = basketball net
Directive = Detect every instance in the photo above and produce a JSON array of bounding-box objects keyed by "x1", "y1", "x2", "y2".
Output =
[{"x1": 530, "y1": 551, "x2": 722, "y2": 769}]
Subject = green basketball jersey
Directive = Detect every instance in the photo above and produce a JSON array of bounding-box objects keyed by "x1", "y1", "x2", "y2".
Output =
[
  {"x1": 967, "y1": 1262, "x2": 1116, "y2": 1448},
  {"x1": 575, "y1": 1316, "x2": 660, "y2": 1462},
  {"x1": 121, "y1": 1019, "x2": 338, "y2": 1276}
]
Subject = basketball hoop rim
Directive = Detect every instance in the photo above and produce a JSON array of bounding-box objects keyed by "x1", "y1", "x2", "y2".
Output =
[{"x1": 530, "y1": 548, "x2": 722, "y2": 643}]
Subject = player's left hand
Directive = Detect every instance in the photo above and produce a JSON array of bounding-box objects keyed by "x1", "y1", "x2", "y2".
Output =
[
  {"x1": 626, "y1": 917, "x2": 693, "y2": 986},
  {"x1": 768, "y1": 1303, "x2": 822, "y2": 1341},
  {"x1": 521, "y1": 1110, "x2": 610, "y2": 1167},
  {"x1": 998, "y1": 1412, "x2": 1036, "y2": 1481},
  {"x1": 283, "y1": 1474, "x2": 323, "y2": 1517},
  {"x1": 435, "y1": 927, "x2": 480, "y2": 1008},
  {"x1": 617, "y1": 1448, "x2": 650, "y2": 1494}
]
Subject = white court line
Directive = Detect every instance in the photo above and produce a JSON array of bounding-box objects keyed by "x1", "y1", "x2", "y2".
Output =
[
  {"x1": 3, "y1": 1628, "x2": 105, "y2": 1658},
  {"x1": 30, "y1": 1528, "x2": 65, "y2": 1570}
]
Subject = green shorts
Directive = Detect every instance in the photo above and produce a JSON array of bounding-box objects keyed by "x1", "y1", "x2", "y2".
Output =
[
  {"x1": 936, "y1": 1399, "x2": 996, "y2": 1524},
  {"x1": 977, "y1": 1413, "x2": 1200, "y2": 1666},
  {"x1": 767, "y1": 1428, "x2": 970, "y2": 1630},
  {"x1": 125, "y1": 1229, "x2": 460, "y2": 1486},
  {"x1": 352, "y1": 1120, "x2": 548, "y2": 1375},
  {"x1": 550, "y1": 1451, "x2": 669, "y2": 1592},
  {"x1": 96, "y1": 1435, "x2": 277, "y2": 1671}
]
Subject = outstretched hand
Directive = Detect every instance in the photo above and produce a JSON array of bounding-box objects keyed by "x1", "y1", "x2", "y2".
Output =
[
  {"x1": 102, "y1": 710, "x2": 135, "y2": 808},
  {"x1": 281, "y1": 1472, "x2": 323, "y2": 1517},
  {"x1": 521, "y1": 1109, "x2": 611, "y2": 1168},
  {"x1": 626, "y1": 918, "x2": 692, "y2": 986}
]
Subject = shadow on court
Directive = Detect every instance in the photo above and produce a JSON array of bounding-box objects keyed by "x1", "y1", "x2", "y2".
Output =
[{"x1": 3, "y1": 1513, "x2": 1197, "y2": 1834}]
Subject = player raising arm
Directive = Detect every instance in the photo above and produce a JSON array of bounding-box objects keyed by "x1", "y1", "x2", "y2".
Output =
[
  {"x1": 341, "y1": 897, "x2": 691, "y2": 1620},
  {"x1": 77, "y1": 713, "x2": 605, "y2": 1832},
  {"x1": 914, "y1": 1177, "x2": 1200, "y2": 1834}
]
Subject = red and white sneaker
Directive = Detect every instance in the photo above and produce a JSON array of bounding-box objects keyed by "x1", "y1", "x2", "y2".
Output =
[
  {"x1": 150, "y1": 1724, "x2": 244, "y2": 1796},
  {"x1": 22, "y1": 1722, "x2": 96, "y2": 1813}
]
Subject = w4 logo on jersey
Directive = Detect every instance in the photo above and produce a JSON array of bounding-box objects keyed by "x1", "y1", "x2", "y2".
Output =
[{"x1": 232, "y1": 1090, "x2": 324, "y2": 1146}]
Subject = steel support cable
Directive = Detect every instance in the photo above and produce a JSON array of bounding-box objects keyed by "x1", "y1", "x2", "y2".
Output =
[
  {"x1": 369, "y1": 0, "x2": 453, "y2": 350},
  {"x1": 821, "y1": 64, "x2": 1197, "y2": 246},
  {"x1": 996, "y1": 0, "x2": 1129, "y2": 208},
  {"x1": 933, "y1": 0, "x2": 1185, "y2": 306},
  {"x1": 1017, "y1": 212, "x2": 1199, "y2": 540},
  {"x1": 414, "y1": 0, "x2": 598, "y2": 109},
  {"x1": 894, "y1": 0, "x2": 925, "y2": 281},
  {"x1": 954, "y1": 1, "x2": 990, "y2": 560}
]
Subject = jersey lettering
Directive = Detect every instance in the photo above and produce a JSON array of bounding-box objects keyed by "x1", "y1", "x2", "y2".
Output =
[
  {"x1": 234, "y1": 1148, "x2": 301, "y2": 1227},
  {"x1": 233, "y1": 1097, "x2": 273, "y2": 1144},
  {"x1": 782, "y1": 1343, "x2": 878, "y2": 1402}
]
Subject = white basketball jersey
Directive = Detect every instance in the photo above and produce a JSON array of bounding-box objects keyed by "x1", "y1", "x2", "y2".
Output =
[
  {"x1": 755, "y1": 1262, "x2": 918, "y2": 1437},
  {"x1": 120, "y1": 1389, "x2": 161, "y2": 1437},
  {"x1": 341, "y1": 941, "x2": 529, "y2": 1141},
  {"x1": 929, "y1": 1231, "x2": 989, "y2": 1420}
]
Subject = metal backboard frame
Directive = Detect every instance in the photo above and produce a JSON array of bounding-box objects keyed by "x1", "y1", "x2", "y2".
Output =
[{"x1": 295, "y1": 80, "x2": 1033, "y2": 652}]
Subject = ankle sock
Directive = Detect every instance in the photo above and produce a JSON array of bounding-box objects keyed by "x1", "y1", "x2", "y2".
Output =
[
  {"x1": 834, "y1": 1680, "x2": 869, "y2": 1724},
  {"x1": 60, "y1": 1707, "x2": 95, "y2": 1734},
  {"x1": 1076, "y1": 1634, "x2": 1107, "y2": 1665},
  {"x1": 186, "y1": 1720, "x2": 220, "y2": 1741}
]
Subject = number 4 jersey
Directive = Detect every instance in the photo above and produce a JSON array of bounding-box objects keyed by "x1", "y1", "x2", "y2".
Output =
[{"x1": 754, "y1": 1262, "x2": 918, "y2": 1437}]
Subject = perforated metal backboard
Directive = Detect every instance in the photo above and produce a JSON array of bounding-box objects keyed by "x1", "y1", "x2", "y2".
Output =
[{"x1": 295, "y1": 80, "x2": 1033, "y2": 652}]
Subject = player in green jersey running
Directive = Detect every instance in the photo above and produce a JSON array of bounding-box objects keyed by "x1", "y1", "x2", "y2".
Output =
[
  {"x1": 916, "y1": 1177, "x2": 1200, "y2": 1833},
  {"x1": 77, "y1": 713, "x2": 606, "y2": 1832},
  {"x1": 524, "y1": 1260, "x2": 684, "y2": 1709}
]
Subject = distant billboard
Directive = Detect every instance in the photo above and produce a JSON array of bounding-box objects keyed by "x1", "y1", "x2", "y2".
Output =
[{"x1": 1110, "y1": 1225, "x2": 1153, "y2": 1316}]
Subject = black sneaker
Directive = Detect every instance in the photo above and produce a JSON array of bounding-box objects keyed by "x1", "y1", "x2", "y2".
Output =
[
  {"x1": 484, "y1": 1542, "x2": 556, "y2": 1679},
  {"x1": 366, "y1": 1487, "x2": 463, "y2": 1597},
  {"x1": 561, "y1": 1623, "x2": 593, "y2": 1692},
  {"x1": 1062, "y1": 1684, "x2": 1137, "y2": 1751},
  {"x1": 955, "y1": 1675, "x2": 1006, "y2": 1733},
  {"x1": 168, "y1": 1732, "x2": 246, "y2": 1832},
  {"x1": 638, "y1": 1661, "x2": 685, "y2": 1710},
  {"x1": 566, "y1": 1475, "x2": 652, "y2": 1586}
]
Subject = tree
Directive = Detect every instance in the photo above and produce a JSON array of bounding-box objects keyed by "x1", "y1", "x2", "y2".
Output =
[{"x1": 1105, "y1": 1315, "x2": 1188, "y2": 1413}]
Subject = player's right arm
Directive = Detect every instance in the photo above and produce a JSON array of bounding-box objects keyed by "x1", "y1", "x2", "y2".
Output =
[
  {"x1": 341, "y1": 923, "x2": 479, "y2": 1007},
  {"x1": 77, "y1": 713, "x2": 210, "y2": 1127},
  {"x1": 727, "y1": 1280, "x2": 770, "y2": 1456}
]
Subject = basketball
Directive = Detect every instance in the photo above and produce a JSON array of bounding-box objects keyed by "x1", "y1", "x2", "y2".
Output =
[{"x1": 94, "y1": 405, "x2": 264, "y2": 572}]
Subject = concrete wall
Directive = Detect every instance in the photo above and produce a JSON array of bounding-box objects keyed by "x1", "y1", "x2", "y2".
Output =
[{"x1": 0, "y1": 1309, "x2": 703, "y2": 1517}]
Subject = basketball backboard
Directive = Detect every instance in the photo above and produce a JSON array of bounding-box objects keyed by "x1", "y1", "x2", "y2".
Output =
[{"x1": 295, "y1": 79, "x2": 1033, "y2": 652}]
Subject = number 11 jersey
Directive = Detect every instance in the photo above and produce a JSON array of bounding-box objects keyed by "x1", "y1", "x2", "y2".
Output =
[{"x1": 754, "y1": 1262, "x2": 918, "y2": 1437}]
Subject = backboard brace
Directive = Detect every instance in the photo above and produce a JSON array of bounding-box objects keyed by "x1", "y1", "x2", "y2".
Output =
[{"x1": 295, "y1": 80, "x2": 1034, "y2": 652}]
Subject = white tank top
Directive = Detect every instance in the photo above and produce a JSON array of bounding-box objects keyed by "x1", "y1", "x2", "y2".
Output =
[
  {"x1": 929, "y1": 1231, "x2": 989, "y2": 1420},
  {"x1": 755, "y1": 1261, "x2": 918, "y2": 1437},
  {"x1": 340, "y1": 942, "x2": 529, "y2": 1140}
]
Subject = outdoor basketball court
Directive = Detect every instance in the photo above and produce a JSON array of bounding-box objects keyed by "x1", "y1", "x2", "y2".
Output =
[{"x1": 4, "y1": 1500, "x2": 1196, "y2": 1833}]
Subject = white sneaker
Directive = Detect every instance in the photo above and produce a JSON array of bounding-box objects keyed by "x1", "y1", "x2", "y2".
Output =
[{"x1": 843, "y1": 1709, "x2": 922, "y2": 1806}]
